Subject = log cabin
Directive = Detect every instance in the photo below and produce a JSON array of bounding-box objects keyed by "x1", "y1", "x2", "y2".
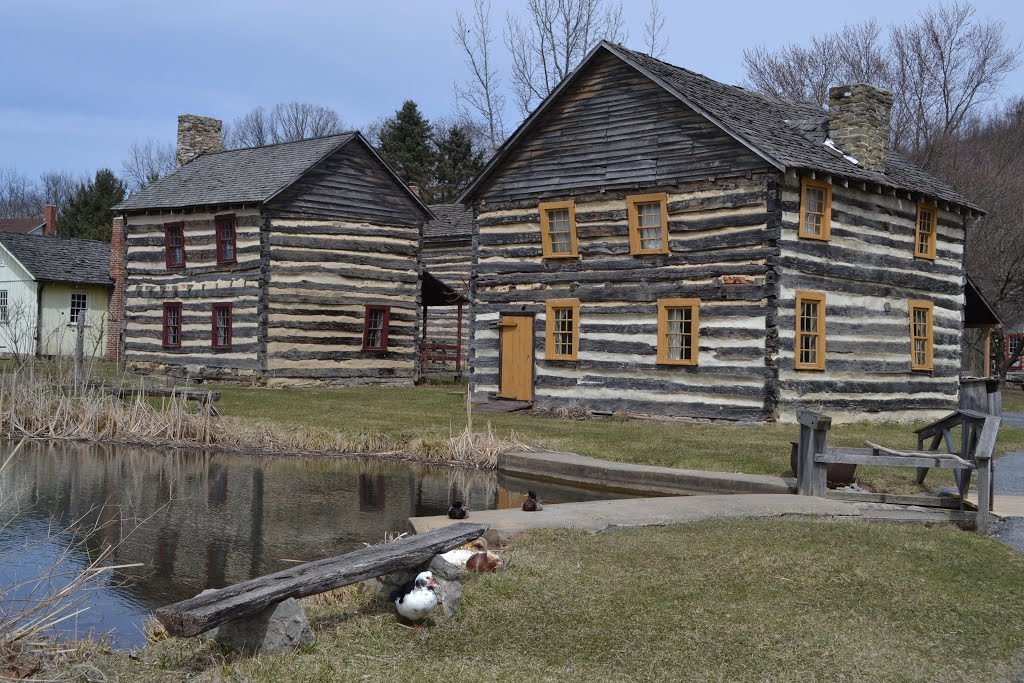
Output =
[
  {"x1": 459, "y1": 41, "x2": 986, "y2": 423},
  {"x1": 111, "y1": 116, "x2": 434, "y2": 386}
]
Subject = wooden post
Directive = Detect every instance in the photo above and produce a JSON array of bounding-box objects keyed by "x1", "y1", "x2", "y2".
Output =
[
  {"x1": 976, "y1": 456, "x2": 991, "y2": 534},
  {"x1": 455, "y1": 303, "x2": 463, "y2": 377},
  {"x1": 796, "y1": 410, "x2": 831, "y2": 496},
  {"x1": 74, "y1": 312, "x2": 85, "y2": 393}
]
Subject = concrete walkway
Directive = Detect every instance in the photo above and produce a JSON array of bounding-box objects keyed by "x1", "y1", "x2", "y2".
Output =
[
  {"x1": 988, "y1": 443, "x2": 1024, "y2": 553},
  {"x1": 410, "y1": 494, "x2": 965, "y2": 542},
  {"x1": 499, "y1": 450, "x2": 794, "y2": 496}
]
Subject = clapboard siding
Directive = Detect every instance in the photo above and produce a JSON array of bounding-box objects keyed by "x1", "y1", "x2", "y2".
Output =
[
  {"x1": 773, "y1": 172, "x2": 965, "y2": 422},
  {"x1": 472, "y1": 50, "x2": 767, "y2": 204},
  {"x1": 123, "y1": 207, "x2": 264, "y2": 380},
  {"x1": 422, "y1": 238, "x2": 471, "y2": 376},
  {"x1": 264, "y1": 218, "x2": 420, "y2": 386},
  {"x1": 267, "y1": 138, "x2": 424, "y2": 227},
  {"x1": 472, "y1": 178, "x2": 777, "y2": 421}
]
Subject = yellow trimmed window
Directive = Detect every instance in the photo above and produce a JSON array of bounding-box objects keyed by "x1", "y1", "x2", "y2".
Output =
[
  {"x1": 627, "y1": 193, "x2": 670, "y2": 255},
  {"x1": 545, "y1": 299, "x2": 580, "y2": 361},
  {"x1": 795, "y1": 291, "x2": 826, "y2": 370},
  {"x1": 915, "y1": 202, "x2": 937, "y2": 259},
  {"x1": 799, "y1": 177, "x2": 831, "y2": 240},
  {"x1": 539, "y1": 201, "x2": 578, "y2": 258},
  {"x1": 657, "y1": 298, "x2": 699, "y2": 365},
  {"x1": 909, "y1": 300, "x2": 934, "y2": 371}
]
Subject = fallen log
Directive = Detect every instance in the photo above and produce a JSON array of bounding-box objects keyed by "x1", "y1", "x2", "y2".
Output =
[{"x1": 156, "y1": 522, "x2": 487, "y2": 637}]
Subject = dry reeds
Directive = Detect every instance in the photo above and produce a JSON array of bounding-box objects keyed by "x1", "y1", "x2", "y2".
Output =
[{"x1": 0, "y1": 362, "x2": 535, "y2": 469}]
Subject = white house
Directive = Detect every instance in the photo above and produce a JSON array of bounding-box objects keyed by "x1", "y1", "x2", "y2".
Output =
[{"x1": 0, "y1": 233, "x2": 113, "y2": 358}]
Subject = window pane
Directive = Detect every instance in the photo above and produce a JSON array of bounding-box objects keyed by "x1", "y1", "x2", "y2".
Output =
[
  {"x1": 636, "y1": 202, "x2": 663, "y2": 251},
  {"x1": 553, "y1": 307, "x2": 574, "y2": 357},
  {"x1": 547, "y1": 208, "x2": 572, "y2": 254},
  {"x1": 366, "y1": 308, "x2": 386, "y2": 349},
  {"x1": 663, "y1": 306, "x2": 694, "y2": 361},
  {"x1": 798, "y1": 300, "x2": 820, "y2": 365},
  {"x1": 803, "y1": 187, "x2": 825, "y2": 236}
]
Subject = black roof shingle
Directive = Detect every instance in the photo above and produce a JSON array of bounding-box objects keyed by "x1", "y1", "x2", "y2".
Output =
[
  {"x1": 0, "y1": 233, "x2": 112, "y2": 286},
  {"x1": 113, "y1": 133, "x2": 357, "y2": 211},
  {"x1": 424, "y1": 204, "x2": 474, "y2": 240}
]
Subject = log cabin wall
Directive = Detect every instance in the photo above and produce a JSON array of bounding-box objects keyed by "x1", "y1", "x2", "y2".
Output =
[
  {"x1": 262, "y1": 140, "x2": 426, "y2": 386},
  {"x1": 122, "y1": 207, "x2": 264, "y2": 380},
  {"x1": 472, "y1": 178, "x2": 779, "y2": 421},
  {"x1": 774, "y1": 172, "x2": 965, "y2": 422},
  {"x1": 421, "y1": 237, "x2": 471, "y2": 374}
]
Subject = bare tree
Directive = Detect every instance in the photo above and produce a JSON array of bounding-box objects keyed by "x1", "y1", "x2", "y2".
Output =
[
  {"x1": 38, "y1": 170, "x2": 82, "y2": 215},
  {"x1": 0, "y1": 299, "x2": 38, "y2": 368},
  {"x1": 743, "y1": 31, "x2": 848, "y2": 105},
  {"x1": 224, "y1": 102, "x2": 347, "y2": 149},
  {"x1": 0, "y1": 167, "x2": 42, "y2": 219},
  {"x1": 504, "y1": 0, "x2": 627, "y2": 116},
  {"x1": 889, "y1": 1, "x2": 1021, "y2": 159},
  {"x1": 643, "y1": 0, "x2": 668, "y2": 59},
  {"x1": 453, "y1": 0, "x2": 507, "y2": 154},
  {"x1": 120, "y1": 139, "x2": 175, "y2": 194}
]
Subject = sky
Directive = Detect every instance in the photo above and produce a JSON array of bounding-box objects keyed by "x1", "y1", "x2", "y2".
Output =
[{"x1": 2, "y1": 0, "x2": 1023, "y2": 181}]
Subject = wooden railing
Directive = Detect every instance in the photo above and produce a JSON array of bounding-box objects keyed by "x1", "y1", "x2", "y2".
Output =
[
  {"x1": 418, "y1": 342, "x2": 462, "y2": 377},
  {"x1": 796, "y1": 409, "x2": 998, "y2": 533}
]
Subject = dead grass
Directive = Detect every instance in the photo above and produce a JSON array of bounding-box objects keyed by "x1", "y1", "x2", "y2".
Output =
[
  {"x1": 212, "y1": 384, "x2": 1024, "y2": 492},
  {"x1": 84, "y1": 518, "x2": 1024, "y2": 682},
  {"x1": 1003, "y1": 387, "x2": 1024, "y2": 414}
]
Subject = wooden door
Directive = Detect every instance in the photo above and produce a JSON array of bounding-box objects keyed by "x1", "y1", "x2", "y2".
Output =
[{"x1": 497, "y1": 315, "x2": 533, "y2": 400}]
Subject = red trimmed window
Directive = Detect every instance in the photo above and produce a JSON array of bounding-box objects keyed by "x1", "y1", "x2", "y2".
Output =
[
  {"x1": 215, "y1": 214, "x2": 237, "y2": 264},
  {"x1": 165, "y1": 223, "x2": 185, "y2": 268},
  {"x1": 362, "y1": 305, "x2": 390, "y2": 351},
  {"x1": 162, "y1": 302, "x2": 183, "y2": 348},
  {"x1": 212, "y1": 303, "x2": 232, "y2": 349}
]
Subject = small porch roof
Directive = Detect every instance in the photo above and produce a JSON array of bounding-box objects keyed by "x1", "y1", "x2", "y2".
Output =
[
  {"x1": 965, "y1": 278, "x2": 1002, "y2": 328},
  {"x1": 422, "y1": 271, "x2": 468, "y2": 307}
]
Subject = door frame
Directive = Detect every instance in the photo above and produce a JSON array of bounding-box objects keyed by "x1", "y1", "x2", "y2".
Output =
[{"x1": 496, "y1": 312, "x2": 535, "y2": 401}]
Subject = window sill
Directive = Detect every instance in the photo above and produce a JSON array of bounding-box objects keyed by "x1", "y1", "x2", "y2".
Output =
[
  {"x1": 913, "y1": 253, "x2": 937, "y2": 261},
  {"x1": 797, "y1": 234, "x2": 830, "y2": 242},
  {"x1": 630, "y1": 250, "x2": 671, "y2": 257},
  {"x1": 542, "y1": 253, "x2": 580, "y2": 260},
  {"x1": 794, "y1": 366, "x2": 826, "y2": 372},
  {"x1": 657, "y1": 360, "x2": 698, "y2": 367}
]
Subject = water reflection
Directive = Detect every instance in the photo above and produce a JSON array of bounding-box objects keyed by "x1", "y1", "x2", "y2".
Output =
[{"x1": 0, "y1": 441, "x2": 633, "y2": 648}]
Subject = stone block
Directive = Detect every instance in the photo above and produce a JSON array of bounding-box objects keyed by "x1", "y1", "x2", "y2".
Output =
[{"x1": 208, "y1": 598, "x2": 315, "y2": 654}]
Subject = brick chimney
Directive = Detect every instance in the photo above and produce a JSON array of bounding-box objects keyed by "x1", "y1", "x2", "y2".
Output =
[
  {"x1": 43, "y1": 204, "x2": 56, "y2": 236},
  {"x1": 828, "y1": 84, "x2": 894, "y2": 172},
  {"x1": 106, "y1": 216, "x2": 126, "y2": 363},
  {"x1": 176, "y1": 114, "x2": 223, "y2": 167}
]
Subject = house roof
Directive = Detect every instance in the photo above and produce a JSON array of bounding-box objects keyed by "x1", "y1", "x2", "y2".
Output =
[
  {"x1": 114, "y1": 133, "x2": 356, "y2": 211},
  {"x1": 461, "y1": 42, "x2": 980, "y2": 213},
  {"x1": 0, "y1": 233, "x2": 112, "y2": 286},
  {"x1": 424, "y1": 204, "x2": 474, "y2": 241},
  {"x1": 0, "y1": 217, "x2": 45, "y2": 235}
]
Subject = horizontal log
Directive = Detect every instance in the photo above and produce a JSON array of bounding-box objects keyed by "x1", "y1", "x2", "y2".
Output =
[
  {"x1": 817, "y1": 447, "x2": 974, "y2": 469},
  {"x1": 156, "y1": 522, "x2": 488, "y2": 637}
]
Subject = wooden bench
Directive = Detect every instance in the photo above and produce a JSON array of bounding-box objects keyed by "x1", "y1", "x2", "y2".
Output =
[
  {"x1": 796, "y1": 410, "x2": 998, "y2": 533},
  {"x1": 156, "y1": 522, "x2": 487, "y2": 638}
]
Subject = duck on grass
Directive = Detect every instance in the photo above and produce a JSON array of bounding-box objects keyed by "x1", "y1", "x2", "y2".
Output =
[{"x1": 389, "y1": 571, "x2": 439, "y2": 626}]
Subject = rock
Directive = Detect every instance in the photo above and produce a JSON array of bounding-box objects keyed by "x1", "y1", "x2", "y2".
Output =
[
  {"x1": 210, "y1": 598, "x2": 314, "y2": 654},
  {"x1": 434, "y1": 576, "x2": 462, "y2": 617},
  {"x1": 428, "y1": 555, "x2": 465, "y2": 581}
]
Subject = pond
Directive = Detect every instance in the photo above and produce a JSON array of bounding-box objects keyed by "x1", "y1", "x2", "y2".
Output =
[{"x1": 0, "y1": 441, "x2": 632, "y2": 648}]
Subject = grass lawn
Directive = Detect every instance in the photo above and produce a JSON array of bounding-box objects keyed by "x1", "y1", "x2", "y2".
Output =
[
  {"x1": 1003, "y1": 387, "x2": 1024, "y2": 414},
  {"x1": 89, "y1": 518, "x2": 1024, "y2": 683},
  {"x1": 214, "y1": 384, "x2": 1024, "y2": 493}
]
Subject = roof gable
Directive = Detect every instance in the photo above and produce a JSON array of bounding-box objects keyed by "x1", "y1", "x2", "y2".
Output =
[
  {"x1": 424, "y1": 204, "x2": 474, "y2": 240},
  {"x1": 461, "y1": 42, "x2": 978, "y2": 213},
  {"x1": 0, "y1": 233, "x2": 112, "y2": 286},
  {"x1": 114, "y1": 133, "x2": 357, "y2": 212}
]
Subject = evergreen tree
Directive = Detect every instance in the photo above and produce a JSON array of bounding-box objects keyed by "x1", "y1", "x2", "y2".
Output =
[
  {"x1": 377, "y1": 101, "x2": 435, "y2": 194},
  {"x1": 433, "y1": 124, "x2": 485, "y2": 203},
  {"x1": 57, "y1": 169, "x2": 126, "y2": 241}
]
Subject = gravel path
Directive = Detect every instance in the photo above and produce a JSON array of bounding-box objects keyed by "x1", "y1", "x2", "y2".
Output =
[{"x1": 991, "y1": 417, "x2": 1024, "y2": 553}]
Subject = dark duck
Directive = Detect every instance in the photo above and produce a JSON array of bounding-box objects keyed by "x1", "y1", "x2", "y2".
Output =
[
  {"x1": 522, "y1": 490, "x2": 544, "y2": 512},
  {"x1": 448, "y1": 501, "x2": 468, "y2": 519}
]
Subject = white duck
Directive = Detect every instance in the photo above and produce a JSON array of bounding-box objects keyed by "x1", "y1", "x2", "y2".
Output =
[
  {"x1": 439, "y1": 538, "x2": 489, "y2": 569},
  {"x1": 389, "y1": 570, "x2": 439, "y2": 623}
]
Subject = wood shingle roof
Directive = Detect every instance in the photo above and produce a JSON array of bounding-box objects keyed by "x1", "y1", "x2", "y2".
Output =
[{"x1": 0, "y1": 233, "x2": 112, "y2": 286}]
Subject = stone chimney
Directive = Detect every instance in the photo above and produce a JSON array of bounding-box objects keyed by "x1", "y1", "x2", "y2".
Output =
[
  {"x1": 43, "y1": 204, "x2": 56, "y2": 236},
  {"x1": 176, "y1": 114, "x2": 223, "y2": 167},
  {"x1": 828, "y1": 83, "x2": 894, "y2": 172},
  {"x1": 106, "y1": 216, "x2": 126, "y2": 364}
]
